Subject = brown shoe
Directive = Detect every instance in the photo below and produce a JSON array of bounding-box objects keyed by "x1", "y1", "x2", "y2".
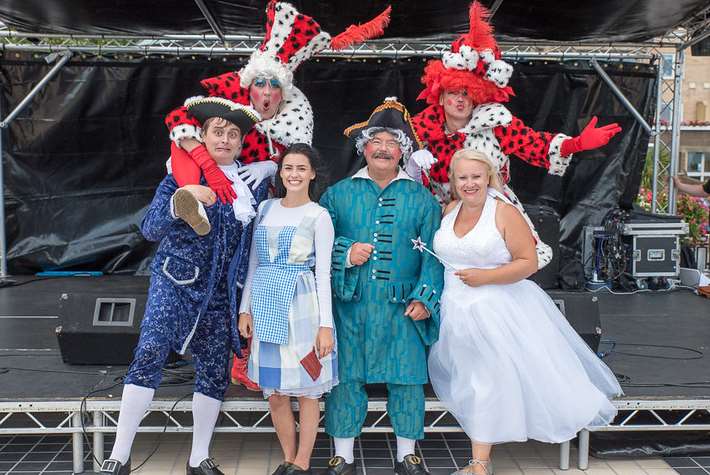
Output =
[{"x1": 173, "y1": 188, "x2": 211, "y2": 236}]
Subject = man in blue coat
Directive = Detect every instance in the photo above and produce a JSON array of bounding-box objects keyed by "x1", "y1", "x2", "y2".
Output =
[
  {"x1": 321, "y1": 98, "x2": 444, "y2": 475},
  {"x1": 100, "y1": 98, "x2": 267, "y2": 475}
]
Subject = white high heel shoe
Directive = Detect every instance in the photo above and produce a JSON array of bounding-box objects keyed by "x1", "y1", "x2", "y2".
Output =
[{"x1": 451, "y1": 458, "x2": 494, "y2": 475}]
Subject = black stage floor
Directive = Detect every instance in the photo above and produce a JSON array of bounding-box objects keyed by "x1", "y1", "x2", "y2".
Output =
[{"x1": 0, "y1": 276, "x2": 709, "y2": 402}]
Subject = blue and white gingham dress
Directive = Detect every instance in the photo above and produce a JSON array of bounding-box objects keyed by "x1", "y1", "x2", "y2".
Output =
[{"x1": 248, "y1": 200, "x2": 338, "y2": 398}]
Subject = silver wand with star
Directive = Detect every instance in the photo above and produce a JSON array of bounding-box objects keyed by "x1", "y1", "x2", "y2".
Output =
[{"x1": 411, "y1": 237, "x2": 458, "y2": 270}]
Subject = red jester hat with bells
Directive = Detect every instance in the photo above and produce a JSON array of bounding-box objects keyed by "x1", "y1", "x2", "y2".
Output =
[
  {"x1": 164, "y1": 1, "x2": 392, "y2": 200},
  {"x1": 410, "y1": 2, "x2": 621, "y2": 269}
]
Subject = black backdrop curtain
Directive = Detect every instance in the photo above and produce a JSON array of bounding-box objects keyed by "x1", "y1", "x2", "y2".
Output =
[{"x1": 0, "y1": 53, "x2": 656, "y2": 274}]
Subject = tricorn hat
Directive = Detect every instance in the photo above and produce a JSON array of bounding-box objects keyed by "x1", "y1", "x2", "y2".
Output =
[
  {"x1": 185, "y1": 96, "x2": 261, "y2": 138},
  {"x1": 344, "y1": 97, "x2": 424, "y2": 153}
]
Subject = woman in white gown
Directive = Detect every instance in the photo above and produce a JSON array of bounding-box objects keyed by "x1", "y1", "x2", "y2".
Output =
[{"x1": 428, "y1": 149, "x2": 622, "y2": 475}]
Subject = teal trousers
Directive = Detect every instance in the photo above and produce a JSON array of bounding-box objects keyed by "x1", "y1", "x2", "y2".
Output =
[{"x1": 325, "y1": 381, "x2": 425, "y2": 440}]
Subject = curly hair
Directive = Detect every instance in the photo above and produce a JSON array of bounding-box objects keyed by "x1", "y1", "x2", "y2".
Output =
[
  {"x1": 354, "y1": 127, "x2": 413, "y2": 160},
  {"x1": 418, "y1": 60, "x2": 515, "y2": 106}
]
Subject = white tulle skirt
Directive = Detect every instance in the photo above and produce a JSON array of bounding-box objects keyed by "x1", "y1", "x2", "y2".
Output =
[{"x1": 428, "y1": 277, "x2": 622, "y2": 445}]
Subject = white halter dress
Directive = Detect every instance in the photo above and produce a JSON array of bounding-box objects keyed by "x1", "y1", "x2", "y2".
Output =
[{"x1": 428, "y1": 191, "x2": 622, "y2": 444}]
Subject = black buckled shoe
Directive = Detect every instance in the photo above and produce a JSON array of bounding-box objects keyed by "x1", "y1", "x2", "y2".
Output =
[
  {"x1": 321, "y1": 456, "x2": 355, "y2": 475},
  {"x1": 284, "y1": 463, "x2": 312, "y2": 475},
  {"x1": 272, "y1": 462, "x2": 293, "y2": 475},
  {"x1": 186, "y1": 457, "x2": 225, "y2": 475},
  {"x1": 394, "y1": 454, "x2": 430, "y2": 475},
  {"x1": 99, "y1": 458, "x2": 130, "y2": 475}
]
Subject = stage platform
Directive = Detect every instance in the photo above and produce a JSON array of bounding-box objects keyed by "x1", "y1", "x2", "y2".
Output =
[{"x1": 1, "y1": 276, "x2": 709, "y2": 473}]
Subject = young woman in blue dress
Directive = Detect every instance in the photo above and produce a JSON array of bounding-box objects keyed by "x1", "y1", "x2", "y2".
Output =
[{"x1": 238, "y1": 143, "x2": 337, "y2": 475}]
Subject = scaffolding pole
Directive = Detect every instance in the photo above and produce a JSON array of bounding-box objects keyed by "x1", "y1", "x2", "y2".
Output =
[
  {"x1": 668, "y1": 48, "x2": 685, "y2": 214},
  {"x1": 651, "y1": 56, "x2": 664, "y2": 213},
  {"x1": 193, "y1": 0, "x2": 227, "y2": 45},
  {"x1": 0, "y1": 103, "x2": 5, "y2": 279},
  {"x1": 591, "y1": 58, "x2": 653, "y2": 134},
  {"x1": 0, "y1": 51, "x2": 72, "y2": 128}
]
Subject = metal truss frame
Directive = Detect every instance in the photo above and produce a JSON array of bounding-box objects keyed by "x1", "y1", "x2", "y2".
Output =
[
  {"x1": 650, "y1": 45, "x2": 677, "y2": 214},
  {"x1": 577, "y1": 399, "x2": 710, "y2": 470},
  {"x1": 649, "y1": 3, "x2": 710, "y2": 213},
  {"x1": 0, "y1": 30, "x2": 662, "y2": 61},
  {"x1": 1, "y1": 398, "x2": 709, "y2": 473}
]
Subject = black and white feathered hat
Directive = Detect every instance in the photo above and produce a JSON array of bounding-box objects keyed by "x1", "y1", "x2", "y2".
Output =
[{"x1": 239, "y1": 0, "x2": 391, "y2": 92}]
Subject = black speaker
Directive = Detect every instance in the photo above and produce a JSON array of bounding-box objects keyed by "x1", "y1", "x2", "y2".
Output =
[
  {"x1": 546, "y1": 290, "x2": 602, "y2": 353},
  {"x1": 523, "y1": 203, "x2": 561, "y2": 289},
  {"x1": 56, "y1": 289, "x2": 147, "y2": 365}
]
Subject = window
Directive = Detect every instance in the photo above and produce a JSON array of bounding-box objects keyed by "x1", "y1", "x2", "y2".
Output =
[
  {"x1": 660, "y1": 101, "x2": 672, "y2": 124},
  {"x1": 686, "y1": 151, "x2": 710, "y2": 182},
  {"x1": 688, "y1": 152, "x2": 704, "y2": 173},
  {"x1": 662, "y1": 54, "x2": 675, "y2": 79}
]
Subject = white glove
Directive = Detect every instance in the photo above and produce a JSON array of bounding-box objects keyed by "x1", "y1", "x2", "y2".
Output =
[
  {"x1": 411, "y1": 149, "x2": 437, "y2": 170},
  {"x1": 237, "y1": 160, "x2": 277, "y2": 188},
  {"x1": 404, "y1": 149, "x2": 437, "y2": 183}
]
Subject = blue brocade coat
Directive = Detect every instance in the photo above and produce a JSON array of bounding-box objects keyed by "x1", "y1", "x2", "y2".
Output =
[{"x1": 141, "y1": 175, "x2": 268, "y2": 356}]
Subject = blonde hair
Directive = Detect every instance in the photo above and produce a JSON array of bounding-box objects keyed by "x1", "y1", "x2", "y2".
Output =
[{"x1": 448, "y1": 148, "x2": 504, "y2": 199}]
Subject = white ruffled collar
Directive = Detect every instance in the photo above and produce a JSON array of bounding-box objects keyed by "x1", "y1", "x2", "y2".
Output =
[{"x1": 219, "y1": 163, "x2": 257, "y2": 224}]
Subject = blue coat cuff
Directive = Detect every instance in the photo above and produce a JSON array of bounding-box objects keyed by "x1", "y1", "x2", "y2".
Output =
[{"x1": 331, "y1": 236, "x2": 360, "y2": 302}]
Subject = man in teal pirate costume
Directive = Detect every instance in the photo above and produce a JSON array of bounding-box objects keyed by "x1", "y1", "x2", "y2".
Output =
[{"x1": 320, "y1": 98, "x2": 444, "y2": 475}]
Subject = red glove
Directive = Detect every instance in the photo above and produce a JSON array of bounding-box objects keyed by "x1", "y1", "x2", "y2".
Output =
[
  {"x1": 560, "y1": 116, "x2": 622, "y2": 156},
  {"x1": 170, "y1": 142, "x2": 201, "y2": 187},
  {"x1": 189, "y1": 145, "x2": 237, "y2": 204}
]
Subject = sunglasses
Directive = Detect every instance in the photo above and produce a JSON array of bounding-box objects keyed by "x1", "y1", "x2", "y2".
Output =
[{"x1": 253, "y1": 77, "x2": 282, "y2": 89}]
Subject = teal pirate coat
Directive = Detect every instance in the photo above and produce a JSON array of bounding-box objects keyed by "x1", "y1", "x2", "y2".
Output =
[{"x1": 320, "y1": 168, "x2": 444, "y2": 385}]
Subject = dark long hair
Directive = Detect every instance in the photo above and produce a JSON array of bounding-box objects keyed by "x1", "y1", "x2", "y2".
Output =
[{"x1": 274, "y1": 143, "x2": 328, "y2": 201}]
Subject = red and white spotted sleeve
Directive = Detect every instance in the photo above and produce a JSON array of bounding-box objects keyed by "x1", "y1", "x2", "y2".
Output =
[{"x1": 494, "y1": 115, "x2": 572, "y2": 176}]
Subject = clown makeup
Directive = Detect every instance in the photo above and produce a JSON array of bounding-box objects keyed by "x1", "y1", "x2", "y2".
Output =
[
  {"x1": 202, "y1": 118, "x2": 243, "y2": 166},
  {"x1": 440, "y1": 89, "x2": 474, "y2": 126},
  {"x1": 249, "y1": 76, "x2": 283, "y2": 120}
]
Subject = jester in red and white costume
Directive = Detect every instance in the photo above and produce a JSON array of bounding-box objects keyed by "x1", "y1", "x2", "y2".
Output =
[
  {"x1": 164, "y1": 0, "x2": 391, "y2": 203},
  {"x1": 409, "y1": 2, "x2": 621, "y2": 269},
  {"x1": 163, "y1": 0, "x2": 391, "y2": 392}
]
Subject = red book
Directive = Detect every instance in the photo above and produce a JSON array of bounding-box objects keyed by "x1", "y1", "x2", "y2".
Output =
[{"x1": 300, "y1": 348, "x2": 323, "y2": 381}]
